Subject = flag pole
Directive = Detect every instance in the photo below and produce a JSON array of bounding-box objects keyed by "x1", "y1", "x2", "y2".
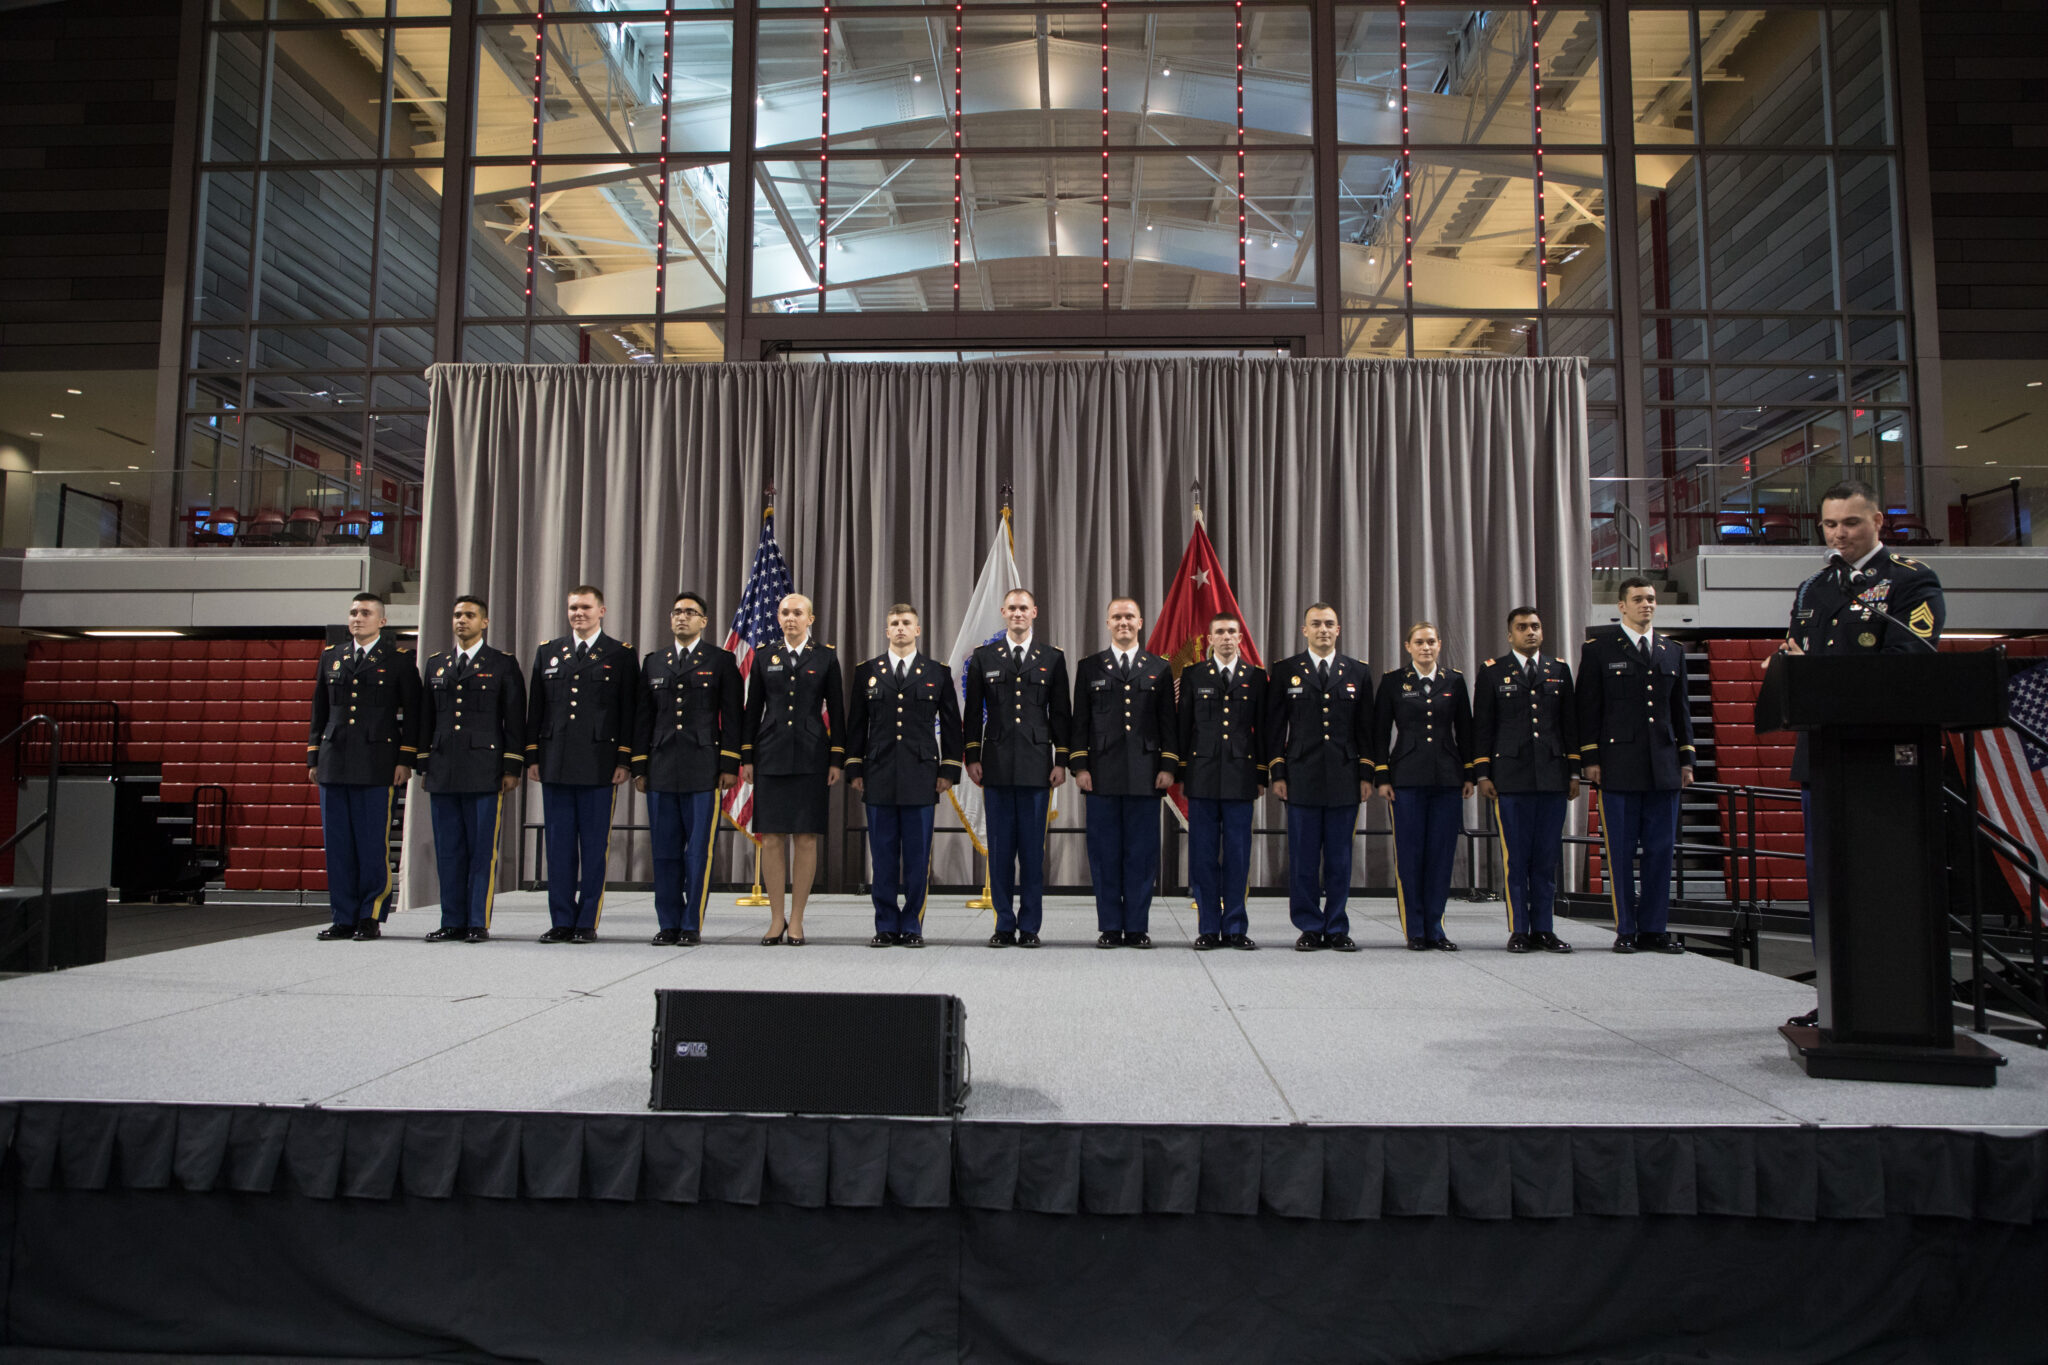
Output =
[
  {"x1": 728, "y1": 482, "x2": 774, "y2": 907},
  {"x1": 965, "y1": 481, "x2": 1013, "y2": 909}
]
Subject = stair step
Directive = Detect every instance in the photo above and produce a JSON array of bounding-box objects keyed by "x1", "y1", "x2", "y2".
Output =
[{"x1": 158, "y1": 816, "x2": 194, "y2": 826}]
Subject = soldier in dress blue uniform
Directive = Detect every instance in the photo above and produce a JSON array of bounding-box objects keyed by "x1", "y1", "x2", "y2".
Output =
[
  {"x1": 1072, "y1": 597, "x2": 1179, "y2": 948},
  {"x1": 1777, "y1": 478, "x2": 1945, "y2": 1026},
  {"x1": 416, "y1": 595, "x2": 525, "y2": 944},
  {"x1": 307, "y1": 592, "x2": 421, "y2": 941},
  {"x1": 845, "y1": 603, "x2": 963, "y2": 947},
  {"x1": 1177, "y1": 613, "x2": 1266, "y2": 950},
  {"x1": 632, "y1": 591, "x2": 742, "y2": 947},
  {"x1": 739, "y1": 594, "x2": 845, "y2": 945},
  {"x1": 1578, "y1": 577, "x2": 1695, "y2": 954},
  {"x1": 963, "y1": 588, "x2": 1073, "y2": 948},
  {"x1": 1474, "y1": 607, "x2": 1580, "y2": 954},
  {"x1": 1264, "y1": 602, "x2": 1376, "y2": 952},
  {"x1": 525, "y1": 585, "x2": 637, "y2": 944},
  {"x1": 1374, "y1": 622, "x2": 1476, "y2": 950}
]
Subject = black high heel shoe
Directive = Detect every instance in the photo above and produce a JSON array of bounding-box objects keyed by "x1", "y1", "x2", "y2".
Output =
[{"x1": 760, "y1": 926, "x2": 787, "y2": 945}]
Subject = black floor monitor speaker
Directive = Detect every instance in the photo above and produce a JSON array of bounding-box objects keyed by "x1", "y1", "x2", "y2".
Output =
[
  {"x1": 650, "y1": 989, "x2": 969, "y2": 1116},
  {"x1": 0, "y1": 887, "x2": 108, "y2": 971}
]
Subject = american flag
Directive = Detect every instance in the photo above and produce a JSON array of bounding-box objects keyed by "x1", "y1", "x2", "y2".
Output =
[
  {"x1": 1971, "y1": 660, "x2": 2048, "y2": 914},
  {"x1": 720, "y1": 509, "x2": 793, "y2": 834}
]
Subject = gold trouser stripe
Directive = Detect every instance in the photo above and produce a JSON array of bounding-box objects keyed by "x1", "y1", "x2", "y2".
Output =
[
  {"x1": 919, "y1": 810, "x2": 936, "y2": 927},
  {"x1": 1596, "y1": 791, "x2": 1620, "y2": 928},
  {"x1": 694, "y1": 796, "x2": 717, "y2": 928},
  {"x1": 368, "y1": 785, "x2": 397, "y2": 922},
  {"x1": 593, "y1": 786, "x2": 619, "y2": 928},
  {"x1": 1388, "y1": 801, "x2": 1409, "y2": 939},
  {"x1": 482, "y1": 790, "x2": 504, "y2": 929},
  {"x1": 1495, "y1": 801, "x2": 1517, "y2": 931}
]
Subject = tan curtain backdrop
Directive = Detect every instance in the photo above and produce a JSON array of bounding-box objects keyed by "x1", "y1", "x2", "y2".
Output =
[{"x1": 406, "y1": 357, "x2": 1590, "y2": 910}]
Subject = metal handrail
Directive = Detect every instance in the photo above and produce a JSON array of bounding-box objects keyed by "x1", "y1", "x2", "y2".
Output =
[{"x1": 0, "y1": 715, "x2": 62, "y2": 972}]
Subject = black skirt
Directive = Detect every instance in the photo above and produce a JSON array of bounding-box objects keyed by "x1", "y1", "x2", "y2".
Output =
[{"x1": 755, "y1": 772, "x2": 829, "y2": 834}]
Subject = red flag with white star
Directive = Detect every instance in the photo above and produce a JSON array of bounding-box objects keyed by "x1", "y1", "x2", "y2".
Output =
[{"x1": 1146, "y1": 515, "x2": 1262, "y2": 823}]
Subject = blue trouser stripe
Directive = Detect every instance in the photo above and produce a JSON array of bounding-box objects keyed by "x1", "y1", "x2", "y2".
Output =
[
  {"x1": 1603, "y1": 788, "x2": 1680, "y2": 936},
  {"x1": 1084, "y1": 792, "x2": 1161, "y2": 933},
  {"x1": 1285, "y1": 801, "x2": 1357, "y2": 935},
  {"x1": 429, "y1": 791, "x2": 499, "y2": 929},
  {"x1": 542, "y1": 782, "x2": 613, "y2": 930},
  {"x1": 868, "y1": 803, "x2": 938, "y2": 936},
  {"x1": 1496, "y1": 791, "x2": 1567, "y2": 935},
  {"x1": 1392, "y1": 785, "x2": 1463, "y2": 942},
  {"x1": 1188, "y1": 796, "x2": 1254, "y2": 937},
  {"x1": 320, "y1": 781, "x2": 393, "y2": 928},
  {"x1": 984, "y1": 786, "x2": 1050, "y2": 934},
  {"x1": 647, "y1": 788, "x2": 716, "y2": 932}
]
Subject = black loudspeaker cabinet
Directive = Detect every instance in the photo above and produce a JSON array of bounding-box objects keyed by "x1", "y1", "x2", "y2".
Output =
[{"x1": 650, "y1": 989, "x2": 969, "y2": 1116}]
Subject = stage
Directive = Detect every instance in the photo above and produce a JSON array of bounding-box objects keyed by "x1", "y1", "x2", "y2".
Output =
[{"x1": 4, "y1": 894, "x2": 2047, "y2": 1363}]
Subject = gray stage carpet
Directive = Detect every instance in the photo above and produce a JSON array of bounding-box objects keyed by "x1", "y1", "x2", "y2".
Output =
[{"x1": 2, "y1": 893, "x2": 2042, "y2": 1129}]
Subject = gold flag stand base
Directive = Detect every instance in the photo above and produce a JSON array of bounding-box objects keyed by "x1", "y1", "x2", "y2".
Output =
[
  {"x1": 966, "y1": 873, "x2": 993, "y2": 910},
  {"x1": 735, "y1": 828, "x2": 771, "y2": 906}
]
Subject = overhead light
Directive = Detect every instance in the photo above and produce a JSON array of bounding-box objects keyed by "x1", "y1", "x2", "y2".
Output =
[
  {"x1": 1161, "y1": 66, "x2": 1170, "y2": 76},
  {"x1": 912, "y1": 72, "x2": 921, "y2": 82},
  {"x1": 65, "y1": 387, "x2": 82, "y2": 395},
  {"x1": 50, "y1": 412, "x2": 64, "y2": 419},
  {"x1": 1955, "y1": 444, "x2": 1969, "y2": 450},
  {"x1": 83, "y1": 629, "x2": 187, "y2": 638},
  {"x1": 1944, "y1": 633, "x2": 2010, "y2": 640},
  {"x1": 28, "y1": 431, "x2": 41, "y2": 437},
  {"x1": 1386, "y1": 96, "x2": 1396, "y2": 109},
  {"x1": 1985, "y1": 460, "x2": 1998, "y2": 465},
  {"x1": 2028, "y1": 381, "x2": 2042, "y2": 388},
  {"x1": 127, "y1": 464, "x2": 139, "y2": 470}
]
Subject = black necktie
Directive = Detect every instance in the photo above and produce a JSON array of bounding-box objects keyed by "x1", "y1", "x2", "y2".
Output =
[
  {"x1": 1636, "y1": 636, "x2": 1651, "y2": 664},
  {"x1": 1523, "y1": 657, "x2": 1535, "y2": 683},
  {"x1": 1318, "y1": 658, "x2": 1330, "y2": 687},
  {"x1": 896, "y1": 659, "x2": 907, "y2": 683},
  {"x1": 454, "y1": 653, "x2": 470, "y2": 680},
  {"x1": 356, "y1": 646, "x2": 369, "y2": 666},
  {"x1": 1013, "y1": 646, "x2": 1024, "y2": 669},
  {"x1": 576, "y1": 641, "x2": 589, "y2": 664}
]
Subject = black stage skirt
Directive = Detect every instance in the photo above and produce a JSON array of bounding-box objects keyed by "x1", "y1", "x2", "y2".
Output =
[{"x1": 754, "y1": 772, "x2": 829, "y2": 834}]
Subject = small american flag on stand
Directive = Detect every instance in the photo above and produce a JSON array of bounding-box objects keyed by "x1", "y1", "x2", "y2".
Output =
[
  {"x1": 719, "y1": 506, "x2": 794, "y2": 836},
  {"x1": 1970, "y1": 660, "x2": 2048, "y2": 914}
]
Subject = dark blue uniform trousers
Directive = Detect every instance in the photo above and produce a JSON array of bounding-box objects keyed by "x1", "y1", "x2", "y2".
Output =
[
  {"x1": 1495, "y1": 792, "x2": 1567, "y2": 936},
  {"x1": 1188, "y1": 796, "x2": 1254, "y2": 936},
  {"x1": 320, "y1": 782, "x2": 396, "y2": 929},
  {"x1": 1084, "y1": 792, "x2": 1160, "y2": 934},
  {"x1": 1392, "y1": 785, "x2": 1463, "y2": 942},
  {"x1": 868, "y1": 803, "x2": 937, "y2": 936},
  {"x1": 1286, "y1": 801, "x2": 1357, "y2": 935},
  {"x1": 1600, "y1": 788, "x2": 1680, "y2": 936},
  {"x1": 985, "y1": 786, "x2": 1049, "y2": 935},
  {"x1": 647, "y1": 789, "x2": 716, "y2": 933},
  {"x1": 543, "y1": 782, "x2": 615, "y2": 930},
  {"x1": 429, "y1": 791, "x2": 502, "y2": 930}
]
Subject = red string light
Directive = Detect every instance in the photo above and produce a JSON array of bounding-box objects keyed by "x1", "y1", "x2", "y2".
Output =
[
  {"x1": 819, "y1": 5, "x2": 831, "y2": 307},
  {"x1": 655, "y1": 7, "x2": 674, "y2": 350},
  {"x1": 1101, "y1": 0, "x2": 1111, "y2": 298},
  {"x1": 1399, "y1": 0, "x2": 1412, "y2": 302},
  {"x1": 952, "y1": 0, "x2": 963, "y2": 301},
  {"x1": 526, "y1": 12, "x2": 544, "y2": 316},
  {"x1": 1531, "y1": 0, "x2": 1547, "y2": 306}
]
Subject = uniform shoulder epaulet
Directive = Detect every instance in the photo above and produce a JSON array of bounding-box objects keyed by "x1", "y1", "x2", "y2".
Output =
[
  {"x1": 620, "y1": 640, "x2": 633, "y2": 650},
  {"x1": 1893, "y1": 554, "x2": 1925, "y2": 570},
  {"x1": 1484, "y1": 658, "x2": 1495, "y2": 667},
  {"x1": 1451, "y1": 666, "x2": 1463, "y2": 674}
]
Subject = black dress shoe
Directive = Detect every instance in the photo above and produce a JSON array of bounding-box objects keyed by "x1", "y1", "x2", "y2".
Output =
[
  {"x1": 1406, "y1": 938, "x2": 1431, "y2": 952},
  {"x1": 316, "y1": 925, "x2": 354, "y2": 941},
  {"x1": 1295, "y1": 931, "x2": 1325, "y2": 951},
  {"x1": 1611, "y1": 934, "x2": 1638, "y2": 954},
  {"x1": 425, "y1": 927, "x2": 465, "y2": 943},
  {"x1": 1506, "y1": 933, "x2": 1532, "y2": 954},
  {"x1": 1019, "y1": 932, "x2": 1041, "y2": 948},
  {"x1": 900, "y1": 933, "x2": 924, "y2": 948},
  {"x1": 678, "y1": 930, "x2": 700, "y2": 945},
  {"x1": 989, "y1": 930, "x2": 1017, "y2": 948},
  {"x1": 1431, "y1": 938, "x2": 1459, "y2": 952},
  {"x1": 1126, "y1": 932, "x2": 1153, "y2": 949},
  {"x1": 651, "y1": 929, "x2": 682, "y2": 946},
  {"x1": 1194, "y1": 933, "x2": 1221, "y2": 950},
  {"x1": 870, "y1": 933, "x2": 896, "y2": 947},
  {"x1": 569, "y1": 929, "x2": 596, "y2": 944},
  {"x1": 1535, "y1": 931, "x2": 1572, "y2": 954},
  {"x1": 465, "y1": 929, "x2": 489, "y2": 944},
  {"x1": 1327, "y1": 934, "x2": 1360, "y2": 952},
  {"x1": 352, "y1": 922, "x2": 381, "y2": 941},
  {"x1": 538, "y1": 926, "x2": 573, "y2": 944},
  {"x1": 1787, "y1": 1006, "x2": 1820, "y2": 1028},
  {"x1": 1652, "y1": 934, "x2": 1686, "y2": 955},
  {"x1": 1096, "y1": 931, "x2": 1122, "y2": 949},
  {"x1": 1229, "y1": 933, "x2": 1258, "y2": 951}
]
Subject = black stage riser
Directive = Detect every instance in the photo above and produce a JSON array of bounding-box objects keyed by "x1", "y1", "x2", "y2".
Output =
[{"x1": 5, "y1": 1102, "x2": 2048, "y2": 1363}]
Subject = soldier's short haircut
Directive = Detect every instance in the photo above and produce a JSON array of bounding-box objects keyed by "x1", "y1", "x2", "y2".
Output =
[
  {"x1": 1819, "y1": 478, "x2": 1881, "y2": 510},
  {"x1": 1303, "y1": 601, "x2": 1338, "y2": 621},
  {"x1": 1106, "y1": 595, "x2": 1141, "y2": 614},
  {"x1": 1506, "y1": 605, "x2": 1541, "y2": 626},
  {"x1": 1616, "y1": 575, "x2": 1656, "y2": 602},
  {"x1": 568, "y1": 584, "x2": 605, "y2": 604},
  {"x1": 1003, "y1": 587, "x2": 1037, "y2": 608},
  {"x1": 1209, "y1": 612, "x2": 1242, "y2": 630},
  {"x1": 455, "y1": 594, "x2": 487, "y2": 615},
  {"x1": 352, "y1": 591, "x2": 385, "y2": 608},
  {"x1": 672, "y1": 590, "x2": 709, "y2": 615},
  {"x1": 886, "y1": 602, "x2": 920, "y2": 622}
]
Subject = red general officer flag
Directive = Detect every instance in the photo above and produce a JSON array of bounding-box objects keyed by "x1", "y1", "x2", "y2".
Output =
[{"x1": 1147, "y1": 515, "x2": 1261, "y2": 824}]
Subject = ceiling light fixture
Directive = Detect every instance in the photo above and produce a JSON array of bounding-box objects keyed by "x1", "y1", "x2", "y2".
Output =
[
  {"x1": 82, "y1": 629, "x2": 187, "y2": 638},
  {"x1": 50, "y1": 413, "x2": 64, "y2": 419},
  {"x1": 1955, "y1": 444, "x2": 1968, "y2": 450},
  {"x1": 65, "y1": 388, "x2": 82, "y2": 395}
]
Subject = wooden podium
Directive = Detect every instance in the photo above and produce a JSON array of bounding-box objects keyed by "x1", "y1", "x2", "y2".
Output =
[{"x1": 1756, "y1": 652, "x2": 2008, "y2": 1086}]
